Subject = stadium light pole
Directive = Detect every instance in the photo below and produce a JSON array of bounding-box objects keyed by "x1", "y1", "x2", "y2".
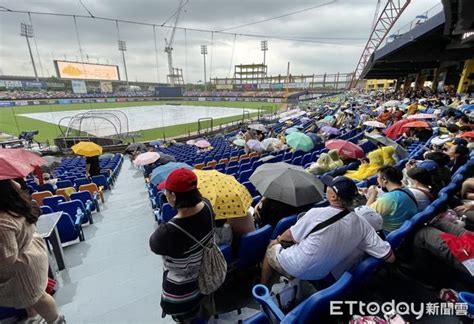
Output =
[
  {"x1": 20, "y1": 23, "x2": 39, "y2": 81},
  {"x1": 118, "y1": 40, "x2": 129, "y2": 86},
  {"x1": 201, "y1": 45, "x2": 208, "y2": 91},
  {"x1": 261, "y1": 40, "x2": 268, "y2": 67}
]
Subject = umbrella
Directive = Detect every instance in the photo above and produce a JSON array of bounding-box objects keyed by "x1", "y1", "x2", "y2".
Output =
[
  {"x1": 0, "y1": 148, "x2": 46, "y2": 180},
  {"x1": 321, "y1": 126, "x2": 341, "y2": 135},
  {"x1": 365, "y1": 134, "x2": 408, "y2": 159},
  {"x1": 246, "y1": 139, "x2": 263, "y2": 152},
  {"x1": 248, "y1": 124, "x2": 266, "y2": 132},
  {"x1": 195, "y1": 140, "x2": 211, "y2": 148},
  {"x1": 249, "y1": 162, "x2": 324, "y2": 207},
  {"x1": 285, "y1": 127, "x2": 299, "y2": 134},
  {"x1": 194, "y1": 170, "x2": 252, "y2": 220},
  {"x1": 261, "y1": 138, "x2": 282, "y2": 151},
  {"x1": 300, "y1": 117, "x2": 311, "y2": 123},
  {"x1": 149, "y1": 140, "x2": 162, "y2": 146},
  {"x1": 286, "y1": 132, "x2": 314, "y2": 152},
  {"x1": 383, "y1": 100, "x2": 401, "y2": 107},
  {"x1": 100, "y1": 153, "x2": 115, "y2": 160},
  {"x1": 71, "y1": 141, "x2": 103, "y2": 157},
  {"x1": 150, "y1": 162, "x2": 192, "y2": 186},
  {"x1": 407, "y1": 113, "x2": 436, "y2": 120},
  {"x1": 233, "y1": 138, "x2": 246, "y2": 147},
  {"x1": 363, "y1": 121, "x2": 386, "y2": 128},
  {"x1": 460, "y1": 131, "x2": 474, "y2": 138},
  {"x1": 133, "y1": 152, "x2": 160, "y2": 166},
  {"x1": 402, "y1": 121, "x2": 431, "y2": 129},
  {"x1": 186, "y1": 139, "x2": 196, "y2": 145},
  {"x1": 325, "y1": 139, "x2": 365, "y2": 159},
  {"x1": 306, "y1": 133, "x2": 323, "y2": 145},
  {"x1": 126, "y1": 143, "x2": 146, "y2": 152},
  {"x1": 157, "y1": 153, "x2": 176, "y2": 165},
  {"x1": 323, "y1": 115, "x2": 334, "y2": 121}
]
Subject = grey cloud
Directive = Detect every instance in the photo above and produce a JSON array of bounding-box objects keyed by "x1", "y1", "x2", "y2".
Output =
[{"x1": 0, "y1": 0, "x2": 441, "y2": 82}]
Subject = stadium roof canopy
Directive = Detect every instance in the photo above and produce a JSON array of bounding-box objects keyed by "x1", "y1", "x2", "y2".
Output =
[{"x1": 361, "y1": 1, "x2": 474, "y2": 80}]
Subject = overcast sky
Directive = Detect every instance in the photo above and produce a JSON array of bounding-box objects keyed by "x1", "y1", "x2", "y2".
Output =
[{"x1": 0, "y1": 0, "x2": 441, "y2": 83}]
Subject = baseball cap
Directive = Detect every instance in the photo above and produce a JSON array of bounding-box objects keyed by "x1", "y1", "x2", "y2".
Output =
[
  {"x1": 321, "y1": 175, "x2": 358, "y2": 200},
  {"x1": 354, "y1": 206, "x2": 383, "y2": 231},
  {"x1": 416, "y1": 159, "x2": 438, "y2": 171},
  {"x1": 157, "y1": 168, "x2": 197, "y2": 193}
]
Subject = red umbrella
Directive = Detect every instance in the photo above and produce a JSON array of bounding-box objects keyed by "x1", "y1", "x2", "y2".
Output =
[
  {"x1": 384, "y1": 120, "x2": 412, "y2": 139},
  {"x1": 325, "y1": 139, "x2": 365, "y2": 159},
  {"x1": 0, "y1": 149, "x2": 46, "y2": 180},
  {"x1": 402, "y1": 121, "x2": 431, "y2": 129},
  {"x1": 460, "y1": 131, "x2": 474, "y2": 138}
]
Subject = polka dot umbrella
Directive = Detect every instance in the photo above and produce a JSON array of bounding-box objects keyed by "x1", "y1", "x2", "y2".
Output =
[{"x1": 193, "y1": 169, "x2": 252, "y2": 220}]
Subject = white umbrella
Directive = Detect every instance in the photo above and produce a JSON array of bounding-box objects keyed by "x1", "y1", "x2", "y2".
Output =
[
  {"x1": 383, "y1": 100, "x2": 401, "y2": 107},
  {"x1": 261, "y1": 138, "x2": 282, "y2": 151},
  {"x1": 248, "y1": 124, "x2": 266, "y2": 132}
]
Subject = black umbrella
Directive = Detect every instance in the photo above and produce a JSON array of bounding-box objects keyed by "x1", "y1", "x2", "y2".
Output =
[{"x1": 126, "y1": 143, "x2": 146, "y2": 153}]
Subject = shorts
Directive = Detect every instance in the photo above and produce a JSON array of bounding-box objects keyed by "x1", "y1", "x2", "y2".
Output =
[{"x1": 266, "y1": 244, "x2": 293, "y2": 278}]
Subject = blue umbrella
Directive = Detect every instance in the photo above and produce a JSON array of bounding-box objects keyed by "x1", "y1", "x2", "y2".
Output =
[
  {"x1": 306, "y1": 133, "x2": 323, "y2": 145},
  {"x1": 149, "y1": 140, "x2": 161, "y2": 146},
  {"x1": 150, "y1": 162, "x2": 192, "y2": 186}
]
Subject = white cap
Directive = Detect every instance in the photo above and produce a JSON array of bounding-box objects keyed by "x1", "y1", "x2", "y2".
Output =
[{"x1": 354, "y1": 206, "x2": 383, "y2": 231}]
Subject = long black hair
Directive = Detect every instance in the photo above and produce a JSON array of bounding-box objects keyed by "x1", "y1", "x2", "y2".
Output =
[{"x1": 0, "y1": 179, "x2": 40, "y2": 224}]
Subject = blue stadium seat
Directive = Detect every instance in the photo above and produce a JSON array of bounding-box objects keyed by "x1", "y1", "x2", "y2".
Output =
[
  {"x1": 91, "y1": 175, "x2": 109, "y2": 190},
  {"x1": 234, "y1": 225, "x2": 272, "y2": 270},
  {"x1": 40, "y1": 205, "x2": 54, "y2": 215},
  {"x1": 238, "y1": 169, "x2": 253, "y2": 183},
  {"x1": 242, "y1": 181, "x2": 258, "y2": 197},
  {"x1": 56, "y1": 180, "x2": 73, "y2": 189},
  {"x1": 74, "y1": 177, "x2": 91, "y2": 189},
  {"x1": 58, "y1": 200, "x2": 92, "y2": 225},
  {"x1": 43, "y1": 195, "x2": 66, "y2": 212},
  {"x1": 70, "y1": 191, "x2": 99, "y2": 213},
  {"x1": 385, "y1": 220, "x2": 413, "y2": 250},
  {"x1": 225, "y1": 165, "x2": 239, "y2": 175},
  {"x1": 55, "y1": 211, "x2": 85, "y2": 244},
  {"x1": 271, "y1": 214, "x2": 298, "y2": 240},
  {"x1": 160, "y1": 203, "x2": 177, "y2": 223}
]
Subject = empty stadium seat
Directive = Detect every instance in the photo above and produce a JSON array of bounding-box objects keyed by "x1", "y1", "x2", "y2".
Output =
[
  {"x1": 271, "y1": 214, "x2": 298, "y2": 239},
  {"x1": 91, "y1": 175, "x2": 109, "y2": 190},
  {"x1": 234, "y1": 225, "x2": 272, "y2": 270},
  {"x1": 31, "y1": 191, "x2": 53, "y2": 206},
  {"x1": 43, "y1": 195, "x2": 67, "y2": 212}
]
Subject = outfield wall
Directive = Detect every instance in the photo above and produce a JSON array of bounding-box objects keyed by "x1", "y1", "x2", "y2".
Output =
[{"x1": 0, "y1": 96, "x2": 284, "y2": 108}]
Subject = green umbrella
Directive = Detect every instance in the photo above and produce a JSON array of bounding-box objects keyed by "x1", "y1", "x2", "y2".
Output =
[{"x1": 286, "y1": 132, "x2": 314, "y2": 152}]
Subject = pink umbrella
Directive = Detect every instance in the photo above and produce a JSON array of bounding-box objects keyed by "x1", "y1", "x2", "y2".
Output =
[
  {"x1": 133, "y1": 152, "x2": 160, "y2": 166},
  {"x1": 0, "y1": 148, "x2": 46, "y2": 180},
  {"x1": 407, "y1": 113, "x2": 436, "y2": 120},
  {"x1": 195, "y1": 140, "x2": 211, "y2": 148}
]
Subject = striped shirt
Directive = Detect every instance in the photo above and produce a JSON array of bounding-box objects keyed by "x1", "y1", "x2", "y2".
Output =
[{"x1": 149, "y1": 201, "x2": 214, "y2": 316}]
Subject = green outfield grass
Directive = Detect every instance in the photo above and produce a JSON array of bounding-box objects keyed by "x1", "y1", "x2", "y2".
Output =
[{"x1": 0, "y1": 100, "x2": 281, "y2": 143}]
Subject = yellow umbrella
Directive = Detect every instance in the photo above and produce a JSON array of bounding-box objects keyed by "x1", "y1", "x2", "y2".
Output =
[
  {"x1": 194, "y1": 169, "x2": 252, "y2": 220},
  {"x1": 71, "y1": 141, "x2": 103, "y2": 157}
]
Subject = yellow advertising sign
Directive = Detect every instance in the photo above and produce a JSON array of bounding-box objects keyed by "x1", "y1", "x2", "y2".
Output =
[{"x1": 55, "y1": 61, "x2": 120, "y2": 81}]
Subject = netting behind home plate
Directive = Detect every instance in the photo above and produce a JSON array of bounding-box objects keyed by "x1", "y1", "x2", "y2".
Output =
[{"x1": 59, "y1": 110, "x2": 130, "y2": 139}]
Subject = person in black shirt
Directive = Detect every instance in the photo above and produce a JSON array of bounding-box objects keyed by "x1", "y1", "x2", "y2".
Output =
[
  {"x1": 85, "y1": 155, "x2": 100, "y2": 177},
  {"x1": 149, "y1": 168, "x2": 214, "y2": 322}
]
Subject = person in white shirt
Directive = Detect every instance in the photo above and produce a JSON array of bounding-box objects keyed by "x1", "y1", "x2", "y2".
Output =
[{"x1": 260, "y1": 176, "x2": 395, "y2": 286}]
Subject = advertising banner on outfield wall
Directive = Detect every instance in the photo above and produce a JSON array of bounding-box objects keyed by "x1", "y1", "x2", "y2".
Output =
[
  {"x1": 0, "y1": 80, "x2": 5, "y2": 88},
  {"x1": 5, "y1": 80, "x2": 23, "y2": 88},
  {"x1": 71, "y1": 80, "x2": 87, "y2": 94},
  {"x1": 215, "y1": 84, "x2": 234, "y2": 90},
  {"x1": 100, "y1": 81, "x2": 113, "y2": 93},
  {"x1": 22, "y1": 81, "x2": 44, "y2": 88},
  {"x1": 0, "y1": 101, "x2": 14, "y2": 107}
]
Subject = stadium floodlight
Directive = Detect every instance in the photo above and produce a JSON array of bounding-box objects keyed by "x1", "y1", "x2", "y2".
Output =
[
  {"x1": 201, "y1": 45, "x2": 208, "y2": 91},
  {"x1": 117, "y1": 40, "x2": 129, "y2": 85},
  {"x1": 261, "y1": 40, "x2": 268, "y2": 67},
  {"x1": 20, "y1": 23, "x2": 39, "y2": 81}
]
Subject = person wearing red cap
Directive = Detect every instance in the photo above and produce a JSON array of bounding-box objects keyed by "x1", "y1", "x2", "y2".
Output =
[{"x1": 149, "y1": 168, "x2": 215, "y2": 322}]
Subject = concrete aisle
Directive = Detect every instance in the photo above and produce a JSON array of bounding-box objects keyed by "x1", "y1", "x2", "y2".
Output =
[{"x1": 56, "y1": 159, "x2": 173, "y2": 323}]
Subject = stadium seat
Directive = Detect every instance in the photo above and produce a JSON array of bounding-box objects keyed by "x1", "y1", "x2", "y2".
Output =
[
  {"x1": 225, "y1": 165, "x2": 239, "y2": 175},
  {"x1": 56, "y1": 180, "x2": 73, "y2": 190},
  {"x1": 234, "y1": 225, "x2": 272, "y2": 270},
  {"x1": 271, "y1": 214, "x2": 298, "y2": 239},
  {"x1": 39, "y1": 183, "x2": 56, "y2": 193},
  {"x1": 91, "y1": 175, "x2": 109, "y2": 190},
  {"x1": 194, "y1": 163, "x2": 205, "y2": 170},
  {"x1": 58, "y1": 200, "x2": 93, "y2": 225},
  {"x1": 31, "y1": 191, "x2": 53, "y2": 206},
  {"x1": 56, "y1": 187, "x2": 76, "y2": 201},
  {"x1": 242, "y1": 181, "x2": 258, "y2": 197},
  {"x1": 238, "y1": 169, "x2": 253, "y2": 183},
  {"x1": 252, "y1": 195, "x2": 261, "y2": 207},
  {"x1": 40, "y1": 205, "x2": 54, "y2": 215},
  {"x1": 74, "y1": 177, "x2": 91, "y2": 189},
  {"x1": 70, "y1": 191, "x2": 99, "y2": 213},
  {"x1": 79, "y1": 183, "x2": 104, "y2": 203},
  {"x1": 43, "y1": 195, "x2": 67, "y2": 212},
  {"x1": 160, "y1": 203, "x2": 177, "y2": 223},
  {"x1": 385, "y1": 220, "x2": 413, "y2": 250},
  {"x1": 55, "y1": 211, "x2": 85, "y2": 244}
]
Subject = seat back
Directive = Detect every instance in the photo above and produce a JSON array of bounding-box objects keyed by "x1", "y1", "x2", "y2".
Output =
[
  {"x1": 79, "y1": 183, "x2": 100, "y2": 195},
  {"x1": 74, "y1": 177, "x2": 91, "y2": 188},
  {"x1": 238, "y1": 169, "x2": 253, "y2": 183},
  {"x1": 56, "y1": 187, "x2": 76, "y2": 201},
  {"x1": 271, "y1": 215, "x2": 298, "y2": 240},
  {"x1": 161, "y1": 203, "x2": 177, "y2": 222},
  {"x1": 236, "y1": 225, "x2": 272, "y2": 269},
  {"x1": 242, "y1": 181, "x2": 258, "y2": 197},
  {"x1": 56, "y1": 212, "x2": 81, "y2": 243},
  {"x1": 386, "y1": 220, "x2": 414, "y2": 250},
  {"x1": 39, "y1": 183, "x2": 56, "y2": 193},
  {"x1": 194, "y1": 163, "x2": 205, "y2": 170},
  {"x1": 43, "y1": 195, "x2": 67, "y2": 212},
  {"x1": 40, "y1": 205, "x2": 54, "y2": 215},
  {"x1": 31, "y1": 191, "x2": 53, "y2": 206},
  {"x1": 57, "y1": 200, "x2": 88, "y2": 224},
  {"x1": 56, "y1": 180, "x2": 73, "y2": 189},
  {"x1": 91, "y1": 175, "x2": 108, "y2": 190},
  {"x1": 70, "y1": 191, "x2": 95, "y2": 212}
]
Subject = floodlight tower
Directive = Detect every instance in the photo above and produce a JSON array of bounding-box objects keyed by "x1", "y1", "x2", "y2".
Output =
[
  {"x1": 201, "y1": 45, "x2": 208, "y2": 91},
  {"x1": 117, "y1": 40, "x2": 129, "y2": 85},
  {"x1": 261, "y1": 40, "x2": 268, "y2": 67},
  {"x1": 20, "y1": 23, "x2": 39, "y2": 81}
]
